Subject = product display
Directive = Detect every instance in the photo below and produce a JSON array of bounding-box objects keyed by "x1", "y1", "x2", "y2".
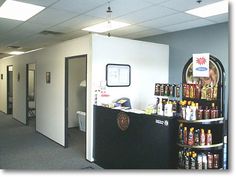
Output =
[
  {"x1": 178, "y1": 149, "x2": 220, "y2": 170},
  {"x1": 154, "y1": 83, "x2": 180, "y2": 98},
  {"x1": 177, "y1": 55, "x2": 226, "y2": 170},
  {"x1": 153, "y1": 56, "x2": 226, "y2": 170},
  {"x1": 182, "y1": 83, "x2": 218, "y2": 101},
  {"x1": 178, "y1": 126, "x2": 213, "y2": 146},
  {"x1": 179, "y1": 101, "x2": 220, "y2": 120}
]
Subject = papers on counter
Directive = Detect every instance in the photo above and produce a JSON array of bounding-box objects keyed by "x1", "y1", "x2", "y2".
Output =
[{"x1": 113, "y1": 107, "x2": 145, "y2": 114}]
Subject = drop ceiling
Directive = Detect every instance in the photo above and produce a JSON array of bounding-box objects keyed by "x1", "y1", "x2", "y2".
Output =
[{"x1": 0, "y1": 0, "x2": 228, "y2": 59}]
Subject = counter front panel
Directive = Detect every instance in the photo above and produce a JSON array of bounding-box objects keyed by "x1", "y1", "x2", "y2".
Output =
[{"x1": 94, "y1": 106, "x2": 178, "y2": 169}]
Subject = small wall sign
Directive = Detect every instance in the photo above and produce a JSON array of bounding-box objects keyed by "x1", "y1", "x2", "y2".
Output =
[
  {"x1": 17, "y1": 72, "x2": 20, "y2": 82},
  {"x1": 193, "y1": 53, "x2": 209, "y2": 77},
  {"x1": 46, "y1": 72, "x2": 51, "y2": 84}
]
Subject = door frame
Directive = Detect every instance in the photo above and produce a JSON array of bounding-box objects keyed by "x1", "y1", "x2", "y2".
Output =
[
  {"x1": 26, "y1": 64, "x2": 29, "y2": 125},
  {"x1": 64, "y1": 54, "x2": 87, "y2": 148},
  {"x1": 26, "y1": 63, "x2": 36, "y2": 126},
  {"x1": 6, "y1": 65, "x2": 13, "y2": 114}
]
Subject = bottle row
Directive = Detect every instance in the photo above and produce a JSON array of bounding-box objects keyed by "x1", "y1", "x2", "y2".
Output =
[
  {"x1": 156, "y1": 98, "x2": 220, "y2": 119},
  {"x1": 183, "y1": 83, "x2": 218, "y2": 101},
  {"x1": 179, "y1": 101, "x2": 219, "y2": 120},
  {"x1": 178, "y1": 124, "x2": 213, "y2": 146},
  {"x1": 154, "y1": 83, "x2": 181, "y2": 98},
  {"x1": 156, "y1": 98, "x2": 178, "y2": 117},
  {"x1": 178, "y1": 149, "x2": 220, "y2": 169}
]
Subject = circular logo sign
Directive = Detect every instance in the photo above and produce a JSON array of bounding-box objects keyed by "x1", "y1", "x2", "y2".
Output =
[{"x1": 117, "y1": 112, "x2": 130, "y2": 131}]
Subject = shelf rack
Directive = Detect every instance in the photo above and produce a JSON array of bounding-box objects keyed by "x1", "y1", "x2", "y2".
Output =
[
  {"x1": 177, "y1": 143, "x2": 223, "y2": 150},
  {"x1": 178, "y1": 117, "x2": 224, "y2": 125}
]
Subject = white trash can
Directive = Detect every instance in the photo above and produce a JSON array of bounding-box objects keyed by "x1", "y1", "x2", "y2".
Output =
[{"x1": 76, "y1": 111, "x2": 86, "y2": 132}]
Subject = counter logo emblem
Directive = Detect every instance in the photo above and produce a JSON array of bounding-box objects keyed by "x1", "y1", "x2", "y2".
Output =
[{"x1": 117, "y1": 112, "x2": 130, "y2": 131}]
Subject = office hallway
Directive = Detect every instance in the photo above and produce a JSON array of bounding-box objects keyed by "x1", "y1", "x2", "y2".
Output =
[{"x1": 0, "y1": 112, "x2": 102, "y2": 170}]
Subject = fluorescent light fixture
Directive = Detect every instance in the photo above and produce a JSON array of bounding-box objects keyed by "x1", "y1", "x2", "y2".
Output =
[
  {"x1": 186, "y1": 0, "x2": 228, "y2": 18},
  {"x1": 82, "y1": 20, "x2": 130, "y2": 33},
  {"x1": 24, "y1": 47, "x2": 43, "y2": 54},
  {"x1": 9, "y1": 51, "x2": 25, "y2": 55},
  {"x1": 0, "y1": 0, "x2": 45, "y2": 21}
]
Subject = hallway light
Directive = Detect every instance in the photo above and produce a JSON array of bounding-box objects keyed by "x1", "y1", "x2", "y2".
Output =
[
  {"x1": 82, "y1": 1, "x2": 130, "y2": 34},
  {"x1": 0, "y1": 0, "x2": 45, "y2": 21},
  {"x1": 9, "y1": 51, "x2": 25, "y2": 55},
  {"x1": 185, "y1": 0, "x2": 228, "y2": 18},
  {"x1": 82, "y1": 20, "x2": 130, "y2": 33}
]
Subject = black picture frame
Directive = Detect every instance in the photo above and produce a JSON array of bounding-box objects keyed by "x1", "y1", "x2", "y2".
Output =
[
  {"x1": 17, "y1": 72, "x2": 20, "y2": 82},
  {"x1": 46, "y1": 72, "x2": 51, "y2": 84},
  {"x1": 1, "y1": 74, "x2": 3, "y2": 80},
  {"x1": 106, "y1": 64, "x2": 131, "y2": 87}
]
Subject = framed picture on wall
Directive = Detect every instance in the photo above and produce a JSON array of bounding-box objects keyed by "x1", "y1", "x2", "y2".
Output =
[
  {"x1": 46, "y1": 72, "x2": 51, "y2": 84},
  {"x1": 1, "y1": 74, "x2": 3, "y2": 80},
  {"x1": 106, "y1": 64, "x2": 131, "y2": 87},
  {"x1": 17, "y1": 72, "x2": 20, "y2": 82}
]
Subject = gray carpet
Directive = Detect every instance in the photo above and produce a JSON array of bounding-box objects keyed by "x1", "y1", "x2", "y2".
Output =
[{"x1": 0, "y1": 112, "x2": 102, "y2": 170}]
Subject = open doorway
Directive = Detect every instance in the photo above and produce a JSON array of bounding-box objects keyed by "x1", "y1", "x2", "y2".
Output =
[
  {"x1": 65, "y1": 55, "x2": 87, "y2": 159},
  {"x1": 7, "y1": 65, "x2": 13, "y2": 114},
  {"x1": 26, "y1": 64, "x2": 36, "y2": 128}
]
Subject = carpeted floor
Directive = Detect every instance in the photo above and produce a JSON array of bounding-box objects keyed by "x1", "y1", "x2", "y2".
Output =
[{"x1": 0, "y1": 112, "x2": 102, "y2": 170}]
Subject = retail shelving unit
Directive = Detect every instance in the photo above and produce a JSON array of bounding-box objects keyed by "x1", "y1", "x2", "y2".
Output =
[{"x1": 177, "y1": 55, "x2": 227, "y2": 170}]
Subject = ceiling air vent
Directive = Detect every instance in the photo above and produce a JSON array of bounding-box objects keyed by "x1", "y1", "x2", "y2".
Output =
[
  {"x1": 39, "y1": 30, "x2": 65, "y2": 35},
  {"x1": 7, "y1": 45, "x2": 22, "y2": 49}
]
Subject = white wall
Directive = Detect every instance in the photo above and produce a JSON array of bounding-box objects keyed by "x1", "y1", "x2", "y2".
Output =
[
  {"x1": 91, "y1": 34, "x2": 169, "y2": 109},
  {"x1": 34, "y1": 35, "x2": 91, "y2": 148},
  {"x1": 0, "y1": 54, "x2": 37, "y2": 123},
  {"x1": 0, "y1": 35, "x2": 93, "y2": 161},
  {"x1": 88, "y1": 34, "x2": 169, "y2": 161},
  {"x1": 68, "y1": 57, "x2": 86, "y2": 128},
  {"x1": 0, "y1": 34, "x2": 169, "y2": 163}
]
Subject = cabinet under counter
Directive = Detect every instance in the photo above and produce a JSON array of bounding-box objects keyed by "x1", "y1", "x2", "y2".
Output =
[{"x1": 93, "y1": 105, "x2": 178, "y2": 169}]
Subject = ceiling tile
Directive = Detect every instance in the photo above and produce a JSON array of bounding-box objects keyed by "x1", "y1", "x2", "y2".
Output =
[
  {"x1": 110, "y1": 25, "x2": 149, "y2": 37},
  {"x1": 115, "y1": 5, "x2": 178, "y2": 24},
  {"x1": 48, "y1": 15, "x2": 105, "y2": 33},
  {"x1": 58, "y1": 30, "x2": 88, "y2": 41},
  {"x1": 123, "y1": 28, "x2": 167, "y2": 39},
  {"x1": 0, "y1": 18, "x2": 22, "y2": 35},
  {"x1": 85, "y1": 0, "x2": 152, "y2": 19},
  {"x1": 206, "y1": 13, "x2": 228, "y2": 23},
  {"x1": 161, "y1": 0, "x2": 223, "y2": 11},
  {"x1": 51, "y1": 0, "x2": 108, "y2": 14},
  {"x1": 27, "y1": 7, "x2": 77, "y2": 27},
  {"x1": 160, "y1": 19, "x2": 215, "y2": 32},
  {"x1": 144, "y1": 0, "x2": 170, "y2": 5},
  {"x1": 139, "y1": 12, "x2": 198, "y2": 28},
  {"x1": 15, "y1": 0, "x2": 59, "y2": 7},
  {"x1": 0, "y1": 22, "x2": 52, "y2": 45},
  {"x1": 14, "y1": 33, "x2": 62, "y2": 49}
]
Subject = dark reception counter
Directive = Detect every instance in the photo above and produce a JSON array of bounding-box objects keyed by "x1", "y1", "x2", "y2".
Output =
[{"x1": 93, "y1": 105, "x2": 178, "y2": 169}]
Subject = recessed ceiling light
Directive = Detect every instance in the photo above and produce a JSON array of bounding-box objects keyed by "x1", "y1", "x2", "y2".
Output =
[
  {"x1": 0, "y1": 0, "x2": 45, "y2": 21},
  {"x1": 82, "y1": 20, "x2": 130, "y2": 33},
  {"x1": 9, "y1": 51, "x2": 25, "y2": 55},
  {"x1": 186, "y1": 0, "x2": 228, "y2": 18}
]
